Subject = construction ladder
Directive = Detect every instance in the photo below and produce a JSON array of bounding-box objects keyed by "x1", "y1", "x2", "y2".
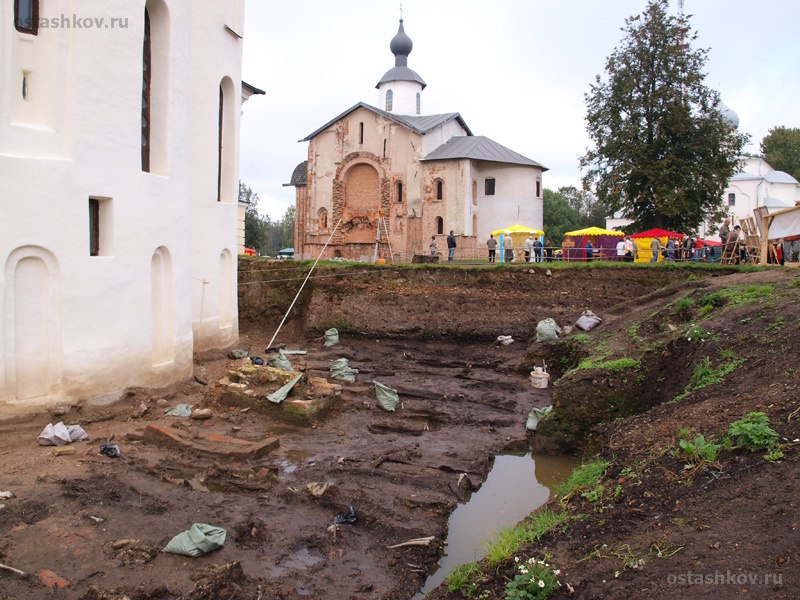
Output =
[{"x1": 372, "y1": 214, "x2": 394, "y2": 263}]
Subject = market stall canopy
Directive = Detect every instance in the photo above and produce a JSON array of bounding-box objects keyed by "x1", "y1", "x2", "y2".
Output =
[
  {"x1": 563, "y1": 226, "x2": 624, "y2": 237},
  {"x1": 696, "y1": 238, "x2": 722, "y2": 247},
  {"x1": 631, "y1": 228, "x2": 684, "y2": 239},
  {"x1": 490, "y1": 224, "x2": 544, "y2": 236}
]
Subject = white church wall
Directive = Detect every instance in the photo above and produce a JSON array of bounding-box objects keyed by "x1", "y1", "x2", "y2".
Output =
[
  {"x1": 421, "y1": 120, "x2": 468, "y2": 157},
  {"x1": 474, "y1": 163, "x2": 542, "y2": 239},
  {"x1": 378, "y1": 80, "x2": 422, "y2": 116},
  {"x1": 0, "y1": 1, "x2": 244, "y2": 411}
]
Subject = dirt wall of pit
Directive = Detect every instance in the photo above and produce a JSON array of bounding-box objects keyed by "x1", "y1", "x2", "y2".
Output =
[{"x1": 238, "y1": 260, "x2": 734, "y2": 341}]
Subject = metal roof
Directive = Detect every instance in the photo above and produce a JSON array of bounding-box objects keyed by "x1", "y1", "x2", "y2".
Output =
[
  {"x1": 300, "y1": 102, "x2": 472, "y2": 142},
  {"x1": 283, "y1": 161, "x2": 308, "y2": 187},
  {"x1": 730, "y1": 170, "x2": 799, "y2": 184},
  {"x1": 376, "y1": 66, "x2": 426, "y2": 89},
  {"x1": 421, "y1": 135, "x2": 547, "y2": 169}
]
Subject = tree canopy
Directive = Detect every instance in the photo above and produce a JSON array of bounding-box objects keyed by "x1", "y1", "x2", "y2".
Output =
[
  {"x1": 241, "y1": 182, "x2": 295, "y2": 256},
  {"x1": 580, "y1": 0, "x2": 748, "y2": 233},
  {"x1": 760, "y1": 126, "x2": 800, "y2": 181},
  {"x1": 543, "y1": 188, "x2": 579, "y2": 242}
]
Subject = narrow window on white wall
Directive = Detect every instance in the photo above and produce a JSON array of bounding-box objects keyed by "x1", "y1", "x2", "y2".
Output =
[
  {"x1": 396, "y1": 182, "x2": 403, "y2": 203},
  {"x1": 536, "y1": 179, "x2": 541, "y2": 197},
  {"x1": 385, "y1": 89, "x2": 393, "y2": 112},
  {"x1": 89, "y1": 200, "x2": 100, "y2": 256},
  {"x1": 22, "y1": 71, "x2": 29, "y2": 100},
  {"x1": 359, "y1": 122, "x2": 364, "y2": 144},
  {"x1": 14, "y1": 0, "x2": 38, "y2": 34},
  {"x1": 435, "y1": 179, "x2": 443, "y2": 201},
  {"x1": 89, "y1": 197, "x2": 114, "y2": 257},
  {"x1": 728, "y1": 193, "x2": 736, "y2": 207},
  {"x1": 416, "y1": 92, "x2": 421, "y2": 114},
  {"x1": 217, "y1": 84, "x2": 224, "y2": 201},
  {"x1": 485, "y1": 177, "x2": 496, "y2": 196},
  {"x1": 142, "y1": 9, "x2": 152, "y2": 172}
]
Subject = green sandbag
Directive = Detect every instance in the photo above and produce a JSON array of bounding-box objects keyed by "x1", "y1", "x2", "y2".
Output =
[
  {"x1": 535, "y1": 318, "x2": 562, "y2": 342},
  {"x1": 526, "y1": 405, "x2": 553, "y2": 431},
  {"x1": 330, "y1": 358, "x2": 359, "y2": 383},
  {"x1": 267, "y1": 373, "x2": 303, "y2": 404},
  {"x1": 323, "y1": 328, "x2": 340, "y2": 347},
  {"x1": 267, "y1": 350, "x2": 294, "y2": 371},
  {"x1": 374, "y1": 381, "x2": 399, "y2": 412},
  {"x1": 163, "y1": 523, "x2": 226, "y2": 557}
]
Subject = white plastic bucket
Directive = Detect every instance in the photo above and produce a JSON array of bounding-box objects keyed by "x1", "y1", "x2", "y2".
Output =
[{"x1": 530, "y1": 370, "x2": 550, "y2": 389}]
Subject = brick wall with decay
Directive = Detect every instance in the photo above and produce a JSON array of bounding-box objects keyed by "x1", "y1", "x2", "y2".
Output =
[{"x1": 295, "y1": 107, "x2": 486, "y2": 261}]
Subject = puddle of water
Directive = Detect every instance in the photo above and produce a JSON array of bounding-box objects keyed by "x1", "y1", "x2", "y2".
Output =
[
  {"x1": 415, "y1": 453, "x2": 578, "y2": 598},
  {"x1": 268, "y1": 547, "x2": 322, "y2": 577}
]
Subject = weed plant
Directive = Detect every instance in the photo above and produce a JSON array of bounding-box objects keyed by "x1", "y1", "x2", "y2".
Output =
[
  {"x1": 727, "y1": 412, "x2": 780, "y2": 452},
  {"x1": 483, "y1": 508, "x2": 569, "y2": 567}
]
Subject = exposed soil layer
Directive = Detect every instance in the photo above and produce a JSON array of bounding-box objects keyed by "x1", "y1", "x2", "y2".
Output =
[{"x1": 1, "y1": 262, "x2": 798, "y2": 600}]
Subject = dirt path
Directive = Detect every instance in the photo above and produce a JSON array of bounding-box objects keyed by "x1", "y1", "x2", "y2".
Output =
[{"x1": 0, "y1": 332, "x2": 548, "y2": 600}]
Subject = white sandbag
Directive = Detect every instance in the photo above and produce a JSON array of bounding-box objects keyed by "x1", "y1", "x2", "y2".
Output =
[{"x1": 575, "y1": 310, "x2": 602, "y2": 331}]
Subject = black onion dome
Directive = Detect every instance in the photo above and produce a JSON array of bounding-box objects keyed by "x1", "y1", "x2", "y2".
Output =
[{"x1": 390, "y1": 19, "x2": 413, "y2": 57}]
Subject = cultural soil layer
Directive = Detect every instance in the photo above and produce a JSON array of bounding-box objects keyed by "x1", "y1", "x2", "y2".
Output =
[{"x1": 1, "y1": 262, "x2": 797, "y2": 600}]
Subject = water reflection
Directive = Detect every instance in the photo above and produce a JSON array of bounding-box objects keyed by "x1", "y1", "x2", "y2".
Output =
[{"x1": 415, "y1": 453, "x2": 578, "y2": 598}]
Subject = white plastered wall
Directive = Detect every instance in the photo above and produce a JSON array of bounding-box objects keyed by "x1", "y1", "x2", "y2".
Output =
[{"x1": 0, "y1": 1, "x2": 243, "y2": 411}]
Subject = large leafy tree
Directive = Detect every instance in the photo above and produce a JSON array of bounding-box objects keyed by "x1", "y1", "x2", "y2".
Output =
[
  {"x1": 558, "y1": 185, "x2": 607, "y2": 229},
  {"x1": 241, "y1": 182, "x2": 270, "y2": 254},
  {"x1": 760, "y1": 126, "x2": 800, "y2": 181},
  {"x1": 543, "y1": 188, "x2": 579, "y2": 242},
  {"x1": 580, "y1": 0, "x2": 748, "y2": 232}
]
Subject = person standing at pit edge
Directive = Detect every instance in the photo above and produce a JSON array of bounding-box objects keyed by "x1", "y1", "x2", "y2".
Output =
[
  {"x1": 446, "y1": 230, "x2": 456, "y2": 261},
  {"x1": 524, "y1": 235, "x2": 533, "y2": 263},
  {"x1": 504, "y1": 234, "x2": 514, "y2": 262},
  {"x1": 487, "y1": 234, "x2": 497, "y2": 262}
]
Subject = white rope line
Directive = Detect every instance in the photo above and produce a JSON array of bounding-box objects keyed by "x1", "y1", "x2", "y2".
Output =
[{"x1": 266, "y1": 219, "x2": 343, "y2": 350}]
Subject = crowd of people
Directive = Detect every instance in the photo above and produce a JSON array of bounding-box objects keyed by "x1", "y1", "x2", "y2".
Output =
[{"x1": 430, "y1": 223, "x2": 797, "y2": 265}]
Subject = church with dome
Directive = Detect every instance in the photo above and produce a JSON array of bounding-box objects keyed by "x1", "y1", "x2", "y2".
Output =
[{"x1": 287, "y1": 19, "x2": 547, "y2": 261}]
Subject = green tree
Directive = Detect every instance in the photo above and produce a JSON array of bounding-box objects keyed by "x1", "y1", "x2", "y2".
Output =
[
  {"x1": 241, "y1": 182, "x2": 269, "y2": 254},
  {"x1": 274, "y1": 205, "x2": 296, "y2": 253},
  {"x1": 543, "y1": 188, "x2": 579, "y2": 242},
  {"x1": 559, "y1": 185, "x2": 607, "y2": 229},
  {"x1": 580, "y1": 0, "x2": 748, "y2": 232},
  {"x1": 760, "y1": 126, "x2": 800, "y2": 180}
]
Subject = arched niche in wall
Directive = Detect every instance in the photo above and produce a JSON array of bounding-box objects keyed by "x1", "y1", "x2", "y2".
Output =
[
  {"x1": 150, "y1": 246, "x2": 175, "y2": 366},
  {"x1": 3, "y1": 246, "x2": 62, "y2": 403}
]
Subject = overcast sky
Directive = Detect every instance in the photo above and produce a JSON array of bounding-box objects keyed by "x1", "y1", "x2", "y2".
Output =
[{"x1": 240, "y1": 0, "x2": 799, "y2": 219}]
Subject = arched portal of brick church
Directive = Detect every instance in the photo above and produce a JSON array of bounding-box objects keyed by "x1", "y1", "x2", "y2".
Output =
[{"x1": 342, "y1": 162, "x2": 381, "y2": 244}]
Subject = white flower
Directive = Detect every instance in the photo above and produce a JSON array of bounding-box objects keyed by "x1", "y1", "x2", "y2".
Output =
[
  {"x1": 515, "y1": 556, "x2": 520, "y2": 563},
  {"x1": 554, "y1": 569, "x2": 561, "y2": 575},
  {"x1": 539, "y1": 580, "x2": 546, "y2": 588}
]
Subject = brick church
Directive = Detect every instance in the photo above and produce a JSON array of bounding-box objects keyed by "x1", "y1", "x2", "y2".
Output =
[{"x1": 288, "y1": 18, "x2": 547, "y2": 261}]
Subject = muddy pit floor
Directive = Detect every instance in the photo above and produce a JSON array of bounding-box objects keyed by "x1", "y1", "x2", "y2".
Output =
[{"x1": 0, "y1": 329, "x2": 549, "y2": 600}]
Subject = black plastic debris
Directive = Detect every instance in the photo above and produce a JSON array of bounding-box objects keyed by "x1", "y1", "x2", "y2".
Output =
[
  {"x1": 334, "y1": 505, "x2": 357, "y2": 525},
  {"x1": 99, "y1": 442, "x2": 120, "y2": 458}
]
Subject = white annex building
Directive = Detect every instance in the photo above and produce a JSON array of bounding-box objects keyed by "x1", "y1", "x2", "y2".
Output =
[
  {"x1": 289, "y1": 19, "x2": 547, "y2": 261},
  {"x1": 719, "y1": 157, "x2": 800, "y2": 228},
  {"x1": 1, "y1": 1, "x2": 250, "y2": 412}
]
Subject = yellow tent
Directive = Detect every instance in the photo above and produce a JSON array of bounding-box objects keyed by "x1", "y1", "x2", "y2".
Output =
[
  {"x1": 563, "y1": 226, "x2": 624, "y2": 237},
  {"x1": 490, "y1": 224, "x2": 544, "y2": 236},
  {"x1": 489, "y1": 225, "x2": 544, "y2": 262}
]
